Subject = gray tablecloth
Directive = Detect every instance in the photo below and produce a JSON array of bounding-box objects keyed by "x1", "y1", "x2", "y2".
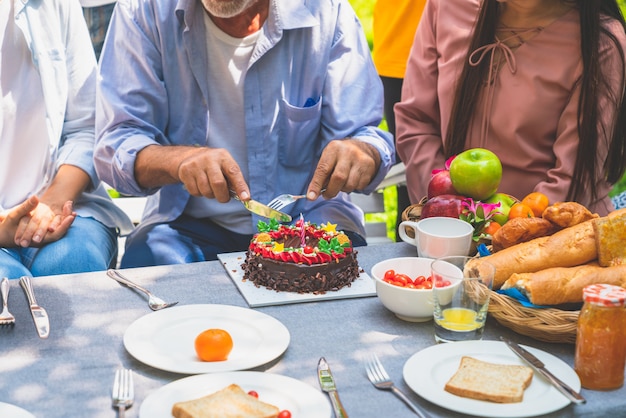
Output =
[{"x1": 1, "y1": 242, "x2": 624, "y2": 418}]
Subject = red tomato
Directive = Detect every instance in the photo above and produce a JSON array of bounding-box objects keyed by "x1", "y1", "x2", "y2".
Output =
[
  {"x1": 414, "y1": 275, "x2": 425, "y2": 285},
  {"x1": 247, "y1": 390, "x2": 258, "y2": 398},
  {"x1": 278, "y1": 411, "x2": 292, "y2": 418},
  {"x1": 394, "y1": 274, "x2": 412, "y2": 286},
  {"x1": 383, "y1": 269, "x2": 396, "y2": 282}
]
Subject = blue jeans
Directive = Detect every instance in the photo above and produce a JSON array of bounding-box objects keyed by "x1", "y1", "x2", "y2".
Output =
[
  {"x1": 121, "y1": 214, "x2": 367, "y2": 268},
  {"x1": 0, "y1": 216, "x2": 118, "y2": 279}
]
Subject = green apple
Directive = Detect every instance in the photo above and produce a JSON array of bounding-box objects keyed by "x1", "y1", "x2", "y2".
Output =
[
  {"x1": 484, "y1": 193, "x2": 518, "y2": 225},
  {"x1": 449, "y1": 148, "x2": 502, "y2": 200}
]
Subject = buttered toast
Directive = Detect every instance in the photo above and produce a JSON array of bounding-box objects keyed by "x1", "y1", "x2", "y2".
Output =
[
  {"x1": 444, "y1": 356, "x2": 534, "y2": 403},
  {"x1": 171, "y1": 384, "x2": 279, "y2": 418}
]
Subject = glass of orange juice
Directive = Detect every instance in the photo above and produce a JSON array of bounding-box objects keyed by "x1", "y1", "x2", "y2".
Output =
[{"x1": 431, "y1": 256, "x2": 495, "y2": 343}]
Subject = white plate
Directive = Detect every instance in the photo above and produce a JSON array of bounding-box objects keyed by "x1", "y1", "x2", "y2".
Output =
[
  {"x1": 403, "y1": 340, "x2": 581, "y2": 417},
  {"x1": 140, "y1": 371, "x2": 331, "y2": 418},
  {"x1": 0, "y1": 402, "x2": 35, "y2": 418},
  {"x1": 218, "y1": 251, "x2": 375, "y2": 307},
  {"x1": 124, "y1": 304, "x2": 290, "y2": 374}
]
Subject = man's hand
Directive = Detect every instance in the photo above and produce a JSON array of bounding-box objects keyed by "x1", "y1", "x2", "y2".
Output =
[
  {"x1": 307, "y1": 139, "x2": 381, "y2": 199},
  {"x1": 135, "y1": 145, "x2": 250, "y2": 202}
]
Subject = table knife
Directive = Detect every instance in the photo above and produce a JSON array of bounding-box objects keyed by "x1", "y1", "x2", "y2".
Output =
[
  {"x1": 501, "y1": 337, "x2": 585, "y2": 404},
  {"x1": 20, "y1": 276, "x2": 50, "y2": 339},
  {"x1": 318, "y1": 357, "x2": 349, "y2": 418},
  {"x1": 229, "y1": 190, "x2": 292, "y2": 222}
]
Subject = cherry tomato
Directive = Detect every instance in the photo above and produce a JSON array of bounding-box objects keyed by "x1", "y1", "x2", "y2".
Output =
[
  {"x1": 394, "y1": 274, "x2": 412, "y2": 286},
  {"x1": 247, "y1": 390, "x2": 258, "y2": 398},
  {"x1": 278, "y1": 411, "x2": 292, "y2": 418},
  {"x1": 383, "y1": 269, "x2": 396, "y2": 282}
]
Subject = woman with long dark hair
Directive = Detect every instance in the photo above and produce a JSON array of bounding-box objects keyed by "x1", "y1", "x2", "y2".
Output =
[{"x1": 395, "y1": 0, "x2": 626, "y2": 215}]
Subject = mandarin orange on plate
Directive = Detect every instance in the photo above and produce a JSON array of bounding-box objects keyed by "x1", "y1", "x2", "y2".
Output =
[{"x1": 194, "y1": 328, "x2": 233, "y2": 362}]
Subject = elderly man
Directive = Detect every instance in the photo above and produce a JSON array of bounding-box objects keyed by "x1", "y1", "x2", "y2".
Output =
[{"x1": 95, "y1": 0, "x2": 394, "y2": 268}]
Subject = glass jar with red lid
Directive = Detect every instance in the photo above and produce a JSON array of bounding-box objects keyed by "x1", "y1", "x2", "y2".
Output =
[{"x1": 574, "y1": 284, "x2": 626, "y2": 390}]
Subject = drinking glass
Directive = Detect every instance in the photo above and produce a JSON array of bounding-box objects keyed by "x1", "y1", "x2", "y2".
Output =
[{"x1": 431, "y1": 256, "x2": 495, "y2": 343}]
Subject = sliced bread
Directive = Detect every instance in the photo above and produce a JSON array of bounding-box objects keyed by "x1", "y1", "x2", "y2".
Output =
[
  {"x1": 171, "y1": 383, "x2": 279, "y2": 418},
  {"x1": 444, "y1": 356, "x2": 534, "y2": 403}
]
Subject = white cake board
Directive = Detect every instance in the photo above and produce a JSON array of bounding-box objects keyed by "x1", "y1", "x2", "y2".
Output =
[{"x1": 217, "y1": 252, "x2": 376, "y2": 308}]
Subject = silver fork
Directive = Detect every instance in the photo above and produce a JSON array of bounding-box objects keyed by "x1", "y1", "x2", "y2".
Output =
[
  {"x1": 365, "y1": 354, "x2": 428, "y2": 418},
  {"x1": 0, "y1": 278, "x2": 15, "y2": 326},
  {"x1": 106, "y1": 269, "x2": 178, "y2": 311},
  {"x1": 112, "y1": 368, "x2": 134, "y2": 418},
  {"x1": 266, "y1": 189, "x2": 326, "y2": 211}
]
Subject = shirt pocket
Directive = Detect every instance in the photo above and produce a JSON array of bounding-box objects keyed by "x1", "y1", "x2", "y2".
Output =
[{"x1": 278, "y1": 97, "x2": 322, "y2": 167}]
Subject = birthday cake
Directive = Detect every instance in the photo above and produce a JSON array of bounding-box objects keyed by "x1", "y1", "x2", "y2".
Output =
[{"x1": 241, "y1": 218, "x2": 360, "y2": 294}]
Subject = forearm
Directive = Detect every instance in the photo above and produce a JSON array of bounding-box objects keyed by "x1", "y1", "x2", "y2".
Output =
[
  {"x1": 41, "y1": 165, "x2": 90, "y2": 212},
  {"x1": 134, "y1": 144, "x2": 200, "y2": 189}
]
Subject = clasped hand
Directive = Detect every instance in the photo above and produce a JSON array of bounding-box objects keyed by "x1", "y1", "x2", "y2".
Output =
[{"x1": 0, "y1": 196, "x2": 76, "y2": 248}]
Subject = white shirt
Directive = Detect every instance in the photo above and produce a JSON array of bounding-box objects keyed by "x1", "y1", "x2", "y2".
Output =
[
  {"x1": 0, "y1": 0, "x2": 51, "y2": 208},
  {"x1": 79, "y1": 0, "x2": 116, "y2": 8},
  {"x1": 184, "y1": 12, "x2": 260, "y2": 234}
]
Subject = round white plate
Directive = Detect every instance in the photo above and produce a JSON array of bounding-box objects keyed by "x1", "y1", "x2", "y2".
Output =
[
  {"x1": 403, "y1": 340, "x2": 581, "y2": 417},
  {"x1": 140, "y1": 371, "x2": 331, "y2": 418},
  {"x1": 0, "y1": 402, "x2": 35, "y2": 418},
  {"x1": 124, "y1": 304, "x2": 290, "y2": 374}
]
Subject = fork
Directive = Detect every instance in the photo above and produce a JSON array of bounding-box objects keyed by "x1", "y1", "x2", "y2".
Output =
[
  {"x1": 112, "y1": 368, "x2": 134, "y2": 418},
  {"x1": 266, "y1": 189, "x2": 327, "y2": 211},
  {"x1": 106, "y1": 269, "x2": 178, "y2": 311},
  {"x1": 365, "y1": 354, "x2": 428, "y2": 418},
  {"x1": 0, "y1": 278, "x2": 15, "y2": 326}
]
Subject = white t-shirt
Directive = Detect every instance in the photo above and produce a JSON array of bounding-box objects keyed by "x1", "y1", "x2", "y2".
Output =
[
  {"x1": 184, "y1": 12, "x2": 261, "y2": 234},
  {"x1": 79, "y1": 0, "x2": 116, "y2": 8},
  {"x1": 0, "y1": 0, "x2": 51, "y2": 210}
]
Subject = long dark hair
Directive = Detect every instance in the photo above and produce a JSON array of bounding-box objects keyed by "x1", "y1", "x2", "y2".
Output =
[{"x1": 445, "y1": 0, "x2": 626, "y2": 205}]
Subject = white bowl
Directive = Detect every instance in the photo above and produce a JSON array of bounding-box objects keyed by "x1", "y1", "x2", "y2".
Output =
[{"x1": 370, "y1": 257, "x2": 437, "y2": 322}]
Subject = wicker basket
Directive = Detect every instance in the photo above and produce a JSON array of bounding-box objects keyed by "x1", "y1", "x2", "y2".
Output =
[{"x1": 489, "y1": 291, "x2": 579, "y2": 344}]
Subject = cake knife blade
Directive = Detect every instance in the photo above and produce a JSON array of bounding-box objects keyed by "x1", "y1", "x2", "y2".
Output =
[
  {"x1": 19, "y1": 276, "x2": 50, "y2": 338},
  {"x1": 318, "y1": 357, "x2": 349, "y2": 417},
  {"x1": 229, "y1": 190, "x2": 292, "y2": 222},
  {"x1": 501, "y1": 337, "x2": 585, "y2": 404}
]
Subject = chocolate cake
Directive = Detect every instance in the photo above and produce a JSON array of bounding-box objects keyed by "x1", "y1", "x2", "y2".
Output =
[{"x1": 241, "y1": 218, "x2": 360, "y2": 294}]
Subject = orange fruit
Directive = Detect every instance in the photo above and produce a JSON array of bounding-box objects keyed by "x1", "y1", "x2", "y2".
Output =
[
  {"x1": 194, "y1": 328, "x2": 233, "y2": 362},
  {"x1": 508, "y1": 202, "x2": 535, "y2": 219},
  {"x1": 521, "y1": 192, "x2": 549, "y2": 217},
  {"x1": 483, "y1": 221, "x2": 501, "y2": 236}
]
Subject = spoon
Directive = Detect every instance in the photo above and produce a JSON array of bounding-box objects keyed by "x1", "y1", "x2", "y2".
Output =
[{"x1": 106, "y1": 269, "x2": 178, "y2": 311}]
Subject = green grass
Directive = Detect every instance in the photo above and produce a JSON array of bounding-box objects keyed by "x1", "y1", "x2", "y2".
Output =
[{"x1": 349, "y1": 0, "x2": 626, "y2": 240}]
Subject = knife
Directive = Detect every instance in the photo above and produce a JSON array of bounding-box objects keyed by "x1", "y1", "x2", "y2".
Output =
[
  {"x1": 20, "y1": 276, "x2": 50, "y2": 339},
  {"x1": 501, "y1": 337, "x2": 585, "y2": 404},
  {"x1": 229, "y1": 190, "x2": 292, "y2": 222},
  {"x1": 318, "y1": 357, "x2": 349, "y2": 418}
]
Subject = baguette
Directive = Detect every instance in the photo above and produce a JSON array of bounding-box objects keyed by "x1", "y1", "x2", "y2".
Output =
[
  {"x1": 468, "y1": 219, "x2": 597, "y2": 289},
  {"x1": 444, "y1": 356, "x2": 533, "y2": 403},
  {"x1": 171, "y1": 384, "x2": 279, "y2": 418},
  {"x1": 502, "y1": 263, "x2": 626, "y2": 305}
]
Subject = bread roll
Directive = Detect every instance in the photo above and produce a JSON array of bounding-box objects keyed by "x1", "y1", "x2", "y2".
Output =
[
  {"x1": 542, "y1": 201, "x2": 598, "y2": 227},
  {"x1": 467, "y1": 219, "x2": 597, "y2": 289},
  {"x1": 502, "y1": 263, "x2": 626, "y2": 305},
  {"x1": 444, "y1": 356, "x2": 533, "y2": 403},
  {"x1": 492, "y1": 217, "x2": 560, "y2": 251}
]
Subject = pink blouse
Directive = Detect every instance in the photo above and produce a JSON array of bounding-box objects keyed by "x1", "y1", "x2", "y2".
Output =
[{"x1": 395, "y1": 0, "x2": 626, "y2": 215}]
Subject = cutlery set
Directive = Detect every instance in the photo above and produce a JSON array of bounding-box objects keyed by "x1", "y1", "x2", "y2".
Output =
[{"x1": 0, "y1": 276, "x2": 49, "y2": 338}]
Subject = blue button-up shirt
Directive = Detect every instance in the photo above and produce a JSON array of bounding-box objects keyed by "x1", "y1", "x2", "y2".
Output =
[{"x1": 95, "y1": 0, "x2": 394, "y2": 236}]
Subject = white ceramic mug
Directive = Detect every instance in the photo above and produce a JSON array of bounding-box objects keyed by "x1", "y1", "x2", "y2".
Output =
[{"x1": 398, "y1": 217, "x2": 474, "y2": 259}]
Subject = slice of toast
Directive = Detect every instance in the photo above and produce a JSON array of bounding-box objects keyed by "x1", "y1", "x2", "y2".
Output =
[
  {"x1": 171, "y1": 383, "x2": 279, "y2": 418},
  {"x1": 444, "y1": 356, "x2": 534, "y2": 403},
  {"x1": 592, "y1": 209, "x2": 626, "y2": 267}
]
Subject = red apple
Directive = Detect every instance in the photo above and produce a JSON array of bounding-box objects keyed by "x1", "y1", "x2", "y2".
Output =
[
  {"x1": 421, "y1": 194, "x2": 466, "y2": 219},
  {"x1": 427, "y1": 170, "x2": 458, "y2": 199},
  {"x1": 449, "y1": 148, "x2": 502, "y2": 200}
]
